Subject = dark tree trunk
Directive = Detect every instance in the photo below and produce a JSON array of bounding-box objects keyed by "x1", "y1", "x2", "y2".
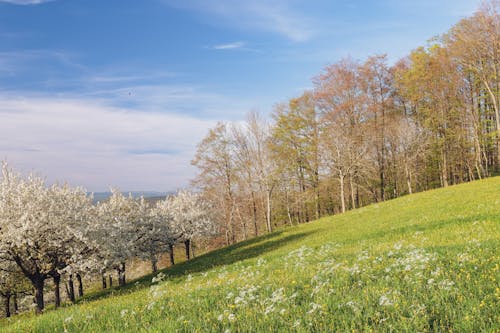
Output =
[
  {"x1": 33, "y1": 278, "x2": 45, "y2": 314},
  {"x1": 53, "y1": 273, "x2": 61, "y2": 308},
  {"x1": 168, "y1": 244, "x2": 175, "y2": 266},
  {"x1": 109, "y1": 274, "x2": 113, "y2": 287},
  {"x1": 67, "y1": 274, "x2": 75, "y2": 303},
  {"x1": 102, "y1": 274, "x2": 107, "y2": 289},
  {"x1": 76, "y1": 274, "x2": 83, "y2": 297},
  {"x1": 184, "y1": 239, "x2": 191, "y2": 260},
  {"x1": 118, "y1": 262, "x2": 126, "y2": 286},
  {"x1": 151, "y1": 260, "x2": 158, "y2": 273},
  {"x1": 121, "y1": 262, "x2": 126, "y2": 286},
  {"x1": 3, "y1": 293, "x2": 11, "y2": 318}
]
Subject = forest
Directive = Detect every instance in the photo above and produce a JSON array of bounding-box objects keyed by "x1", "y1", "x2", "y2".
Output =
[{"x1": 191, "y1": 1, "x2": 500, "y2": 244}]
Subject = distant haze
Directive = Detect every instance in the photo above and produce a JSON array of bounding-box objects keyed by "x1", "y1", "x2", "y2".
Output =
[{"x1": 91, "y1": 191, "x2": 172, "y2": 204}]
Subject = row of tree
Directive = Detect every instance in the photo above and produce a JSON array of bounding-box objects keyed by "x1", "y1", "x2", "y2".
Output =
[
  {"x1": 0, "y1": 165, "x2": 215, "y2": 315},
  {"x1": 191, "y1": 1, "x2": 500, "y2": 244}
]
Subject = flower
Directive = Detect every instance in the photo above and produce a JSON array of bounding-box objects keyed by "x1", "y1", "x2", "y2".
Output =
[{"x1": 379, "y1": 295, "x2": 393, "y2": 307}]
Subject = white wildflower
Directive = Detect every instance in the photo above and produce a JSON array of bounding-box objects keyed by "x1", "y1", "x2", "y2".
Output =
[
  {"x1": 307, "y1": 302, "x2": 322, "y2": 314},
  {"x1": 146, "y1": 301, "x2": 156, "y2": 311},
  {"x1": 151, "y1": 272, "x2": 166, "y2": 283},
  {"x1": 378, "y1": 295, "x2": 393, "y2": 307},
  {"x1": 438, "y1": 279, "x2": 455, "y2": 291}
]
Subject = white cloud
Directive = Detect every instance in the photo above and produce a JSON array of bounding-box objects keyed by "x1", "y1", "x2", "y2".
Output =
[
  {"x1": 162, "y1": 0, "x2": 313, "y2": 42},
  {"x1": 0, "y1": 94, "x2": 217, "y2": 191},
  {"x1": 0, "y1": 0, "x2": 54, "y2": 5},
  {"x1": 213, "y1": 41, "x2": 245, "y2": 50}
]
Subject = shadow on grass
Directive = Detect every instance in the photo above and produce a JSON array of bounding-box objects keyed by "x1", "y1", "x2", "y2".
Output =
[{"x1": 79, "y1": 228, "x2": 316, "y2": 303}]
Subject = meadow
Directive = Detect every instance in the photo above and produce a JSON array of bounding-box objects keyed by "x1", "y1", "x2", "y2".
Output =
[{"x1": 1, "y1": 177, "x2": 499, "y2": 332}]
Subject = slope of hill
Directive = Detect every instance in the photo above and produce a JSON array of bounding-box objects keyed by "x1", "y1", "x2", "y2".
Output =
[{"x1": 2, "y1": 178, "x2": 499, "y2": 332}]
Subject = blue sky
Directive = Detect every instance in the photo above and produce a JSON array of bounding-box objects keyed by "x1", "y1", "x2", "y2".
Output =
[{"x1": 0, "y1": 0, "x2": 478, "y2": 191}]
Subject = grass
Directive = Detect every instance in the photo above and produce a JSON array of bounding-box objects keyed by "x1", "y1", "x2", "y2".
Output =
[{"x1": 1, "y1": 177, "x2": 499, "y2": 332}]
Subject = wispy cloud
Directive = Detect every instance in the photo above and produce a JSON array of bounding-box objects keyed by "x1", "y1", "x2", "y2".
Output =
[
  {"x1": 0, "y1": 94, "x2": 217, "y2": 191},
  {"x1": 86, "y1": 71, "x2": 176, "y2": 84},
  {"x1": 162, "y1": 0, "x2": 313, "y2": 42},
  {"x1": 213, "y1": 41, "x2": 245, "y2": 50},
  {"x1": 0, "y1": 0, "x2": 54, "y2": 5},
  {"x1": 0, "y1": 49, "x2": 83, "y2": 77},
  {"x1": 0, "y1": 76, "x2": 258, "y2": 191}
]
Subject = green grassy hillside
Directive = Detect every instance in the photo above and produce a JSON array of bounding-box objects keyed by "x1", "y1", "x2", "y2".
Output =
[{"x1": 2, "y1": 178, "x2": 499, "y2": 332}]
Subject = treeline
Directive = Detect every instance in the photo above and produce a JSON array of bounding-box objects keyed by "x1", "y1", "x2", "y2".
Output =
[
  {"x1": 0, "y1": 166, "x2": 216, "y2": 316},
  {"x1": 191, "y1": 2, "x2": 500, "y2": 244}
]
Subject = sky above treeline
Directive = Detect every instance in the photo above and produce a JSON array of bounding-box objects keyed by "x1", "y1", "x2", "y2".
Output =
[{"x1": 0, "y1": 0, "x2": 478, "y2": 191}]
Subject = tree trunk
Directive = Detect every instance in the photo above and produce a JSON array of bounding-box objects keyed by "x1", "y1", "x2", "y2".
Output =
[
  {"x1": 349, "y1": 174, "x2": 356, "y2": 210},
  {"x1": 3, "y1": 294, "x2": 11, "y2": 318},
  {"x1": 184, "y1": 239, "x2": 191, "y2": 260},
  {"x1": 76, "y1": 274, "x2": 83, "y2": 298},
  {"x1": 102, "y1": 274, "x2": 107, "y2": 289},
  {"x1": 405, "y1": 162, "x2": 413, "y2": 195},
  {"x1": 315, "y1": 177, "x2": 320, "y2": 220},
  {"x1": 380, "y1": 163, "x2": 385, "y2": 201},
  {"x1": 339, "y1": 173, "x2": 346, "y2": 213},
  {"x1": 265, "y1": 189, "x2": 272, "y2": 233},
  {"x1": 33, "y1": 278, "x2": 45, "y2": 314},
  {"x1": 151, "y1": 259, "x2": 158, "y2": 273},
  {"x1": 121, "y1": 262, "x2": 126, "y2": 286},
  {"x1": 251, "y1": 192, "x2": 258, "y2": 237},
  {"x1": 441, "y1": 146, "x2": 449, "y2": 187},
  {"x1": 67, "y1": 275, "x2": 75, "y2": 303},
  {"x1": 118, "y1": 262, "x2": 126, "y2": 286},
  {"x1": 168, "y1": 244, "x2": 175, "y2": 266},
  {"x1": 285, "y1": 187, "x2": 293, "y2": 226},
  {"x1": 53, "y1": 273, "x2": 61, "y2": 308}
]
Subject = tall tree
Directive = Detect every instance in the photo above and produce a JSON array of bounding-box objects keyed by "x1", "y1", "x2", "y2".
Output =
[
  {"x1": 314, "y1": 58, "x2": 369, "y2": 212},
  {"x1": 359, "y1": 54, "x2": 395, "y2": 200},
  {"x1": 192, "y1": 123, "x2": 239, "y2": 244},
  {"x1": 270, "y1": 92, "x2": 320, "y2": 222},
  {"x1": 447, "y1": 1, "x2": 500, "y2": 169}
]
